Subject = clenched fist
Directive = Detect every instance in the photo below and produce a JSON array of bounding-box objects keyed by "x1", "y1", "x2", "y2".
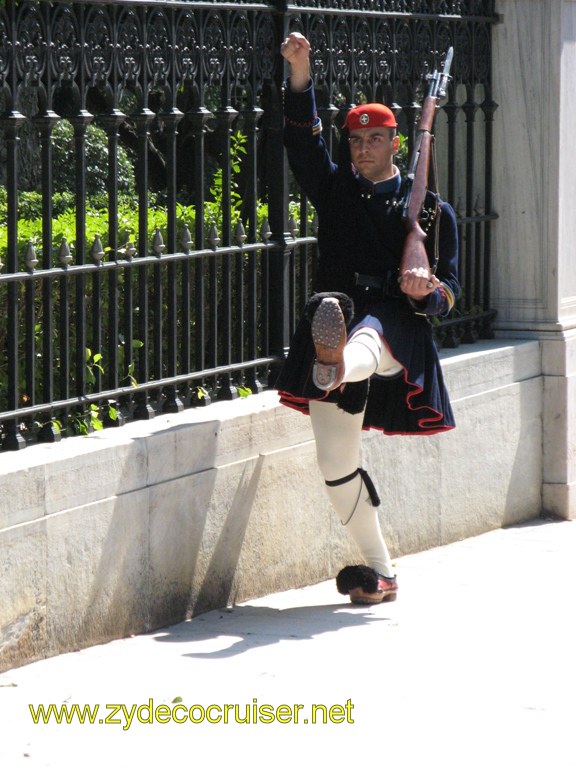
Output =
[{"x1": 281, "y1": 32, "x2": 311, "y2": 92}]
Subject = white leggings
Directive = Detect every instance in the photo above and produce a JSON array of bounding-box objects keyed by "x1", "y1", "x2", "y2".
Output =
[
  {"x1": 344, "y1": 325, "x2": 402, "y2": 381},
  {"x1": 308, "y1": 326, "x2": 398, "y2": 577}
]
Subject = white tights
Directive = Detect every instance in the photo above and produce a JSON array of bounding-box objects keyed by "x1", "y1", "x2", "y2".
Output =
[
  {"x1": 308, "y1": 326, "x2": 399, "y2": 578},
  {"x1": 344, "y1": 326, "x2": 402, "y2": 381}
]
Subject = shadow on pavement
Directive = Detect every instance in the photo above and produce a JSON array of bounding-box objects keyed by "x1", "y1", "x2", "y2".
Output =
[{"x1": 152, "y1": 601, "x2": 395, "y2": 660}]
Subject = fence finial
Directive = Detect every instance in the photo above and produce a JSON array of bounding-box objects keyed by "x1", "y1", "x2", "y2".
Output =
[
  {"x1": 234, "y1": 219, "x2": 247, "y2": 245},
  {"x1": 59, "y1": 238, "x2": 73, "y2": 267},
  {"x1": 153, "y1": 228, "x2": 166, "y2": 256},
  {"x1": 208, "y1": 222, "x2": 220, "y2": 250},
  {"x1": 180, "y1": 224, "x2": 193, "y2": 253},
  {"x1": 90, "y1": 235, "x2": 104, "y2": 263},
  {"x1": 25, "y1": 240, "x2": 38, "y2": 271}
]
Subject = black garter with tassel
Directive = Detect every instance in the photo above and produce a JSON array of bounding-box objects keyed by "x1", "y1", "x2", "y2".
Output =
[{"x1": 325, "y1": 467, "x2": 381, "y2": 507}]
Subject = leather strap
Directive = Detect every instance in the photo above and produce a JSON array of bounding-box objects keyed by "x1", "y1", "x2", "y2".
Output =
[{"x1": 325, "y1": 467, "x2": 381, "y2": 507}]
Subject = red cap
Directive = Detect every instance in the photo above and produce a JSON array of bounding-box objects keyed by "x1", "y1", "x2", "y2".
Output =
[{"x1": 344, "y1": 103, "x2": 397, "y2": 131}]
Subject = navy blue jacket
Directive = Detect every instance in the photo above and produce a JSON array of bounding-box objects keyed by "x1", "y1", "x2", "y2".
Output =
[
  {"x1": 283, "y1": 80, "x2": 460, "y2": 316},
  {"x1": 276, "y1": 81, "x2": 460, "y2": 435}
]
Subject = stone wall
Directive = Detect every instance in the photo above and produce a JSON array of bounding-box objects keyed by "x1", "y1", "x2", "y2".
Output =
[
  {"x1": 4, "y1": 0, "x2": 576, "y2": 673},
  {"x1": 0, "y1": 339, "x2": 543, "y2": 672},
  {"x1": 492, "y1": 0, "x2": 576, "y2": 516}
]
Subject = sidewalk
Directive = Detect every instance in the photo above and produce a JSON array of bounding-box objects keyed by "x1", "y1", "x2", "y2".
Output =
[{"x1": 1, "y1": 518, "x2": 575, "y2": 768}]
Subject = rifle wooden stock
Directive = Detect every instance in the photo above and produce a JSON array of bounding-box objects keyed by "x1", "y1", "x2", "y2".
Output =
[
  {"x1": 400, "y1": 97, "x2": 437, "y2": 276},
  {"x1": 401, "y1": 218, "x2": 429, "y2": 275},
  {"x1": 401, "y1": 127, "x2": 433, "y2": 273}
]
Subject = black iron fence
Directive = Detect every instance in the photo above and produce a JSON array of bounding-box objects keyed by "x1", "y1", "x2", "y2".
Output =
[{"x1": 0, "y1": 0, "x2": 498, "y2": 450}]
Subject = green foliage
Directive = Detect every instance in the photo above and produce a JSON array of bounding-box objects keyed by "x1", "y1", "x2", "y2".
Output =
[
  {"x1": 52, "y1": 121, "x2": 136, "y2": 198},
  {"x1": 206, "y1": 131, "x2": 247, "y2": 226},
  {"x1": 65, "y1": 345, "x2": 138, "y2": 435},
  {"x1": 0, "y1": 127, "x2": 284, "y2": 443},
  {"x1": 118, "y1": 338, "x2": 144, "y2": 388},
  {"x1": 0, "y1": 195, "x2": 198, "y2": 268},
  {"x1": 30, "y1": 416, "x2": 62, "y2": 439},
  {"x1": 0, "y1": 128, "x2": 273, "y2": 266},
  {"x1": 68, "y1": 403, "x2": 104, "y2": 436},
  {"x1": 396, "y1": 133, "x2": 409, "y2": 173},
  {"x1": 85, "y1": 348, "x2": 104, "y2": 388},
  {"x1": 191, "y1": 386, "x2": 209, "y2": 401},
  {"x1": 63, "y1": 351, "x2": 111, "y2": 435}
]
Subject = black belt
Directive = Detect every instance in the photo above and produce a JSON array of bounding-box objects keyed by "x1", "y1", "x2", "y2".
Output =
[{"x1": 355, "y1": 271, "x2": 400, "y2": 299}]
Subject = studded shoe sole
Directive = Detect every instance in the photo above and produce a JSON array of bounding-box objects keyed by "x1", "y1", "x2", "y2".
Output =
[
  {"x1": 311, "y1": 298, "x2": 347, "y2": 391},
  {"x1": 348, "y1": 579, "x2": 398, "y2": 605}
]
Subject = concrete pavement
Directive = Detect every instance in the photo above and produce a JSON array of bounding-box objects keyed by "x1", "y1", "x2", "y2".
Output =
[{"x1": 1, "y1": 517, "x2": 575, "y2": 768}]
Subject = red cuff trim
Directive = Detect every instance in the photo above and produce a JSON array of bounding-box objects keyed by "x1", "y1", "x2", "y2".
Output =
[{"x1": 285, "y1": 112, "x2": 320, "y2": 130}]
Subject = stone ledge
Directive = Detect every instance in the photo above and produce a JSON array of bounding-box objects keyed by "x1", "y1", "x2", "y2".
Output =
[{"x1": 0, "y1": 339, "x2": 545, "y2": 671}]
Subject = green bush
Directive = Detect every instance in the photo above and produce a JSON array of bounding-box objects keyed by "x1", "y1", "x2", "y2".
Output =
[
  {"x1": 0, "y1": 128, "x2": 287, "y2": 432},
  {"x1": 0, "y1": 131, "x2": 278, "y2": 265},
  {"x1": 51, "y1": 121, "x2": 136, "y2": 198}
]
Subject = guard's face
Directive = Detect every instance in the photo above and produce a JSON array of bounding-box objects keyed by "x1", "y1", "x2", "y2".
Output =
[{"x1": 348, "y1": 128, "x2": 400, "y2": 183}]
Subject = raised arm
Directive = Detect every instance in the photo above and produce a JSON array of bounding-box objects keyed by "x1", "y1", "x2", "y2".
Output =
[
  {"x1": 280, "y1": 32, "x2": 337, "y2": 208},
  {"x1": 280, "y1": 32, "x2": 311, "y2": 93}
]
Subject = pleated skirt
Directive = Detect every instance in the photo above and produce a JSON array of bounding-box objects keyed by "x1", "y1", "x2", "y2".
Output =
[{"x1": 275, "y1": 295, "x2": 455, "y2": 436}]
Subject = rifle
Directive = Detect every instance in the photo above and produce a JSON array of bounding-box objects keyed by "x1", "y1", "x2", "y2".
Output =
[{"x1": 400, "y1": 47, "x2": 453, "y2": 279}]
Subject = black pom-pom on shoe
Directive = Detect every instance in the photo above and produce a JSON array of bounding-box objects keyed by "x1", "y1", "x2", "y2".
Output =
[
  {"x1": 304, "y1": 292, "x2": 354, "y2": 326},
  {"x1": 336, "y1": 564, "x2": 381, "y2": 595},
  {"x1": 336, "y1": 564, "x2": 398, "y2": 604}
]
